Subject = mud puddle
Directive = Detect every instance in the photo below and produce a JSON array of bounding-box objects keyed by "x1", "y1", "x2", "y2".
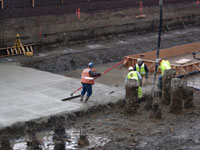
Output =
[{"x1": 12, "y1": 128, "x2": 110, "y2": 150}]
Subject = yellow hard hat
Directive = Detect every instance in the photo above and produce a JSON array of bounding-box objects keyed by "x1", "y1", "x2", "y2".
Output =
[{"x1": 16, "y1": 34, "x2": 20, "y2": 37}]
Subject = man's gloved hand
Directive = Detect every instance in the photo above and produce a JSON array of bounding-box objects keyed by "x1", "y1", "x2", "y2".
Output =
[{"x1": 98, "y1": 73, "x2": 101, "y2": 77}]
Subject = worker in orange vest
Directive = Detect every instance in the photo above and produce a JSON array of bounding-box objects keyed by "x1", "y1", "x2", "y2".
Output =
[{"x1": 80, "y1": 62, "x2": 101, "y2": 103}]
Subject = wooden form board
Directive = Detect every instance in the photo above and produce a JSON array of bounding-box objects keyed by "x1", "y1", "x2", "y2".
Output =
[
  {"x1": 128, "y1": 42, "x2": 200, "y2": 60},
  {"x1": 125, "y1": 57, "x2": 200, "y2": 76},
  {"x1": 0, "y1": 44, "x2": 34, "y2": 58},
  {"x1": 125, "y1": 42, "x2": 200, "y2": 75}
]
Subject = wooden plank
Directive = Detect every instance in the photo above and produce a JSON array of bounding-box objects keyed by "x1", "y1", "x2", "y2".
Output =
[
  {"x1": 194, "y1": 64, "x2": 200, "y2": 71},
  {"x1": 14, "y1": 48, "x2": 18, "y2": 54},
  {"x1": 175, "y1": 58, "x2": 191, "y2": 64},
  {"x1": 25, "y1": 46, "x2": 30, "y2": 52},
  {"x1": 6, "y1": 49, "x2": 10, "y2": 55},
  {"x1": 30, "y1": 45, "x2": 34, "y2": 52},
  {"x1": 148, "y1": 62, "x2": 154, "y2": 71},
  {"x1": 10, "y1": 48, "x2": 14, "y2": 55},
  {"x1": 179, "y1": 67, "x2": 187, "y2": 74},
  {"x1": 32, "y1": 0, "x2": 35, "y2": 7}
]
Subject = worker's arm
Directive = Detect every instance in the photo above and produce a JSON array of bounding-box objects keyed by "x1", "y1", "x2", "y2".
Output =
[
  {"x1": 133, "y1": 65, "x2": 137, "y2": 71},
  {"x1": 89, "y1": 71, "x2": 101, "y2": 77}
]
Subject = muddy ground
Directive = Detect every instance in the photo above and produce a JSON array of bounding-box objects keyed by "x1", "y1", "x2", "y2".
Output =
[
  {"x1": 9, "y1": 89, "x2": 200, "y2": 150},
  {"x1": 73, "y1": 89, "x2": 200, "y2": 150}
]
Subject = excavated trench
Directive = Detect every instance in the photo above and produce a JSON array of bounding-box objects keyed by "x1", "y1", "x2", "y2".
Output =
[
  {"x1": 1, "y1": 26, "x2": 200, "y2": 150},
  {"x1": 20, "y1": 26, "x2": 200, "y2": 74}
]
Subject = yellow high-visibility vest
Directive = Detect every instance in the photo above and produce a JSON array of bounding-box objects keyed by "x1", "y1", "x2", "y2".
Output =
[
  {"x1": 136, "y1": 63, "x2": 145, "y2": 76},
  {"x1": 160, "y1": 60, "x2": 171, "y2": 76},
  {"x1": 127, "y1": 71, "x2": 142, "y2": 98},
  {"x1": 127, "y1": 71, "x2": 139, "y2": 80}
]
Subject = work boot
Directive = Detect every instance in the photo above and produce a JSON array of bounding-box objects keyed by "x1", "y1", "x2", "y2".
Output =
[
  {"x1": 84, "y1": 96, "x2": 90, "y2": 103},
  {"x1": 80, "y1": 95, "x2": 84, "y2": 102}
]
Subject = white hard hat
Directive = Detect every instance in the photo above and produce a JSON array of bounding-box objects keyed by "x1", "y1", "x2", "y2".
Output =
[
  {"x1": 156, "y1": 58, "x2": 161, "y2": 64},
  {"x1": 137, "y1": 58, "x2": 142, "y2": 63},
  {"x1": 128, "y1": 66, "x2": 134, "y2": 71}
]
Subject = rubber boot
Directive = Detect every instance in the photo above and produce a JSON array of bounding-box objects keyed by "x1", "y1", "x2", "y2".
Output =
[
  {"x1": 80, "y1": 95, "x2": 84, "y2": 102},
  {"x1": 85, "y1": 96, "x2": 90, "y2": 103}
]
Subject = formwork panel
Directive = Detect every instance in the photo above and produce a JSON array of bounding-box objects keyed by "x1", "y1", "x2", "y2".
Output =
[{"x1": 125, "y1": 42, "x2": 200, "y2": 75}]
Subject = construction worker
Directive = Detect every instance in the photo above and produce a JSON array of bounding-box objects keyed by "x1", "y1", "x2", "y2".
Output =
[
  {"x1": 14, "y1": 34, "x2": 25, "y2": 54},
  {"x1": 125, "y1": 66, "x2": 143, "y2": 99},
  {"x1": 80, "y1": 62, "x2": 101, "y2": 103},
  {"x1": 156, "y1": 58, "x2": 171, "y2": 89},
  {"x1": 134, "y1": 58, "x2": 149, "y2": 86}
]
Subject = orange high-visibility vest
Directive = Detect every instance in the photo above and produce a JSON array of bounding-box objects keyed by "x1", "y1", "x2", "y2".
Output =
[{"x1": 81, "y1": 68, "x2": 96, "y2": 85}]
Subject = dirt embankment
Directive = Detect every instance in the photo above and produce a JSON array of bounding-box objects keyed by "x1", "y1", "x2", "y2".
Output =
[{"x1": 20, "y1": 26, "x2": 200, "y2": 74}]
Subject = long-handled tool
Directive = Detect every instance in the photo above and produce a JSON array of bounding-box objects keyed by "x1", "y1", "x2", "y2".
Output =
[
  {"x1": 152, "y1": 0, "x2": 163, "y2": 98},
  {"x1": 61, "y1": 58, "x2": 128, "y2": 101}
]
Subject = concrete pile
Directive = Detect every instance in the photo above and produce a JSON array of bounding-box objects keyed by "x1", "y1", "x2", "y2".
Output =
[
  {"x1": 170, "y1": 78, "x2": 194, "y2": 113},
  {"x1": 0, "y1": 136, "x2": 12, "y2": 150},
  {"x1": 53, "y1": 117, "x2": 67, "y2": 150},
  {"x1": 26, "y1": 122, "x2": 42, "y2": 150},
  {"x1": 162, "y1": 69, "x2": 176, "y2": 105},
  {"x1": 125, "y1": 79, "x2": 139, "y2": 114}
]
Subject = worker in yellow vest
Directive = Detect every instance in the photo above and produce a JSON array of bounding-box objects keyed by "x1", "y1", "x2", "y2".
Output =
[
  {"x1": 80, "y1": 62, "x2": 101, "y2": 103},
  {"x1": 156, "y1": 58, "x2": 171, "y2": 89},
  {"x1": 134, "y1": 58, "x2": 149, "y2": 86},
  {"x1": 14, "y1": 34, "x2": 25, "y2": 54},
  {"x1": 125, "y1": 66, "x2": 143, "y2": 99}
]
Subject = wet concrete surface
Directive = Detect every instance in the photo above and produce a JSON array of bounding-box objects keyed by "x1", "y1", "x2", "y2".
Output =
[{"x1": 0, "y1": 64, "x2": 124, "y2": 130}]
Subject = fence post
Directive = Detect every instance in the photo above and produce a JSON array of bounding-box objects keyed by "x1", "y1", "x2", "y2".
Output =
[
  {"x1": 32, "y1": 0, "x2": 35, "y2": 7},
  {"x1": 1, "y1": 0, "x2": 4, "y2": 9}
]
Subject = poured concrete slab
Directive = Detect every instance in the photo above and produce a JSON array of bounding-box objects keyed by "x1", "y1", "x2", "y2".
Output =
[{"x1": 0, "y1": 64, "x2": 125, "y2": 129}]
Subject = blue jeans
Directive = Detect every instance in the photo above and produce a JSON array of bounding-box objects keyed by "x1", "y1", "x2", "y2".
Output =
[
  {"x1": 158, "y1": 75, "x2": 162, "y2": 90},
  {"x1": 81, "y1": 83, "x2": 92, "y2": 97}
]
